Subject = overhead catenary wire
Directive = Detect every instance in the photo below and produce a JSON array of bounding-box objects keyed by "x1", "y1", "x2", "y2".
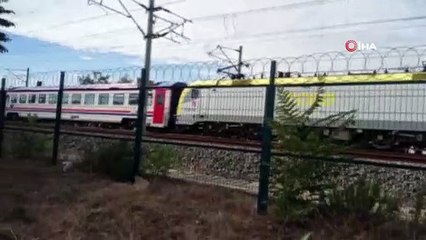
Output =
[
  {"x1": 94, "y1": 15, "x2": 426, "y2": 51},
  {"x1": 6, "y1": 21, "x2": 426, "y2": 60},
  {"x1": 20, "y1": 0, "x2": 343, "y2": 35}
]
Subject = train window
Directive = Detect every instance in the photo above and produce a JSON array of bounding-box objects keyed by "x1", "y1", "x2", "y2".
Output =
[
  {"x1": 19, "y1": 95, "x2": 27, "y2": 104},
  {"x1": 191, "y1": 89, "x2": 200, "y2": 99},
  {"x1": 147, "y1": 92, "x2": 153, "y2": 106},
  {"x1": 84, "y1": 93, "x2": 95, "y2": 105},
  {"x1": 63, "y1": 94, "x2": 69, "y2": 104},
  {"x1": 157, "y1": 94, "x2": 164, "y2": 105},
  {"x1": 38, "y1": 94, "x2": 46, "y2": 104},
  {"x1": 128, "y1": 93, "x2": 138, "y2": 105},
  {"x1": 98, "y1": 93, "x2": 109, "y2": 105},
  {"x1": 11, "y1": 95, "x2": 17, "y2": 104},
  {"x1": 48, "y1": 94, "x2": 57, "y2": 104},
  {"x1": 28, "y1": 94, "x2": 36, "y2": 104},
  {"x1": 113, "y1": 94, "x2": 124, "y2": 105},
  {"x1": 71, "y1": 94, "x2": 82, "y2": 105}
]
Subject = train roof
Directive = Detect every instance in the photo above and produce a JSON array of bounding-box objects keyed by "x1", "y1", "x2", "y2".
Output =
[
  {"x1": 8, "y1": 81, "x2": 187, "y2": 91},
  {"x1": 188, "y1": 72, "x2": 426, "y2": 87}
]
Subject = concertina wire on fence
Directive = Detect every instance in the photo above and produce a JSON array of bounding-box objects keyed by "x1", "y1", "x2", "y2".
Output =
[{"x1": 3, "y1": 45, "x2": 426, "y2": 88}]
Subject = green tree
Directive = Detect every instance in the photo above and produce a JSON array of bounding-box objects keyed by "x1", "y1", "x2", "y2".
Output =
[
  {"x1": 78, "y1": 71, "x2": 110, "y2": 85},
  {"x1": 272, "y1": 85, "x2": 356, "y2": 221},
  {"x1": 0, "y1": 0, "x2": 15, "y2": 53}
]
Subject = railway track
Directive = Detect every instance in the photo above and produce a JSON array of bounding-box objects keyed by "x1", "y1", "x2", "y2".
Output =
[
  {"x1": 344, "y1": 149, "x2": 426, "y2": 165},
  {"x1": 4, "y1": 122, "x2": 426, "y2": 168},
  {"x1": 4, "y1": 123, "x2": 261, "y2": 151}
]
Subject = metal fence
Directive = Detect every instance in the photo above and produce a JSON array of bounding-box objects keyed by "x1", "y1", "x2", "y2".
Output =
[
  {"x1": 4, "y1": 45, "x2": 426, "y2": 88},
  {"x1": 1, "y1": 48, "x2": 426, "y2": 215}
]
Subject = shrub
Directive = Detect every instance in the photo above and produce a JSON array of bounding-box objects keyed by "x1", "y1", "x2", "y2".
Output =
[
  {"x1": 80, "y1": 141, "x2": 134, "y2": 182},
  {"x1": 272, "y1": 85, "x2": 401, "y2": 221},
  {"x1": 324, "y1": 178, "x2": 399, "y2": 219},
  {"x1": 79, "y1": 143, "x2": 180, "y2": 181},
  {"x1": 272, "y1": 157, "x2": 336, "y2": 222},
  {"x1": 4, "y1": 114, "x2": 52, "y2": 160},
  {"x1": 142, "y1": 145, "x2": 180, "y2": 176},
  {"x1": 272, "y1": 86, "x2": 355, "y2": 221}
]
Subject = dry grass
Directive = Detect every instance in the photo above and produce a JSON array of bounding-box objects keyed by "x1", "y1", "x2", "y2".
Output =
[
  {"x1": 0, "y1": 159, "x2": 279, "y2": 239},
  {"x1": 1, "y1": 159, "x2": 426, "y2": 240}
]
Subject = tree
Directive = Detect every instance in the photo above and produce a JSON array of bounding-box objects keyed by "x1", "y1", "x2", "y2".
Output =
[
  {"x1": 0, "y1": 0, "x2": 15, "y2": 53},
  {"x1": 271, "y1": 85, "x2": 356, "y2": 221},
  {"x1": 118, "y1": 74, "x2": 133, "y2": 83},
  {"x1": 78, "y1": 71, "x2": 110, "y2": 85}
]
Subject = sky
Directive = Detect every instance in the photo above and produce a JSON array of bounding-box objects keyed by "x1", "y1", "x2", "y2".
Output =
[{"x1": 1, "y1": 0, "x2": 426, "y2": 79}]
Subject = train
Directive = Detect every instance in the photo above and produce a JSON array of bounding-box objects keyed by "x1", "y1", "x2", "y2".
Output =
[{"x1": 5, "y1": 71, "x2": 426, "y2": 153}]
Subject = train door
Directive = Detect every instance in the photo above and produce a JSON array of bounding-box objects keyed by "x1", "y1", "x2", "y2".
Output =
[
  {"x1": 153, "y1": 88, "x2": 166, "y2": 126},
  {"x1": 190, "y1": 88, "x2": 202, "y2": 122},
  {"x1": 5, "y1": 94, "x2": 9, "y2": 108}
]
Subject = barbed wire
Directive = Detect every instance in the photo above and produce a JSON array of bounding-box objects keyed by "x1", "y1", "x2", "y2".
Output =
[{"x1": 5, "y1": 45, "x2": 426, "y2": 88}]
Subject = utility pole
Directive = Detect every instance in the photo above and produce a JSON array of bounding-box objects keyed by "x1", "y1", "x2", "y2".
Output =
[
  {"x1": 237, "y1": 45, "x2": 243, "y2": 77},
  {"x1": 89, "y1": 0, "x2": 190, "y2": 134},
  {"x1": 88, "y1": 0, "x2": 191, "y2": 181},
  {"x1": 141, "y1": 0, "x2": 155, "y2": 136},
  {"x1": 25, "y1": 68, "x2": 30, "y2": 87},
  {"x1": 208, "y1": 45, "x2": 247, "y2": 79}
]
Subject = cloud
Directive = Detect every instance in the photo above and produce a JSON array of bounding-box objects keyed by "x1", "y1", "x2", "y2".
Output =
[
  {"x1": 80, "y1": 55, "x2": 94, "y2": 61},
  {"x1": 3, "y1": 0, "x2": 426, "y2": 64}
]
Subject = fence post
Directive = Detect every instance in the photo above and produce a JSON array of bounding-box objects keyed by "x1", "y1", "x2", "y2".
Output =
[
  {"x1": 0, "y1": 78, "x2": 6, "y2": 159},
  {"x1": 132, "y1": 68, "x2": 147, "y2": 183},
  {"x1": 25, "y1": 68, "x2": 30, "y2": 87},
  {"x1": 52, "y1": 71, "x2": 65, "y2": 165},
  {"x1": 257, "y1": 61, "x2": 277, "y2": 215}
]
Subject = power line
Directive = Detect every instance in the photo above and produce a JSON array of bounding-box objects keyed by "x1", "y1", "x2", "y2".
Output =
[
  {"x1": 23, "y1": 0, "x2": 186, "y2": 34},
  {"x1": 88, "y1": 0, "x2": 190, "y2": 165},
  {"x1": 7, "y1": 18, "x2": 426, "y2": 59},
  {"x1": 21, "y1": 0, "x2": 342, "y2": 35},
  {"x1": 101, "y1": 15, "x2": 426, "y2": 50}
]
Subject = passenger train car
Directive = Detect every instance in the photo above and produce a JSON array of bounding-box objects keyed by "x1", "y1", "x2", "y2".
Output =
[
  {"x1": 5, "y1": 82, "x2": 186, "y2": 129},
  {"x1": 5, "y1": 71, "x2": 426, "y2": 150}
]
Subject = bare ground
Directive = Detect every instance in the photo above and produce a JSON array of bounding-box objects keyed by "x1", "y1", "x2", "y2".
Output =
[{"x1": 0, "y1": 159, "x2": 425, "y2": 240}]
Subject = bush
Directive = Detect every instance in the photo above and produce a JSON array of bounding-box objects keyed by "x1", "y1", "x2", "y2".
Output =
[
  {"x1": 80, "y1": 143, "x2": 180, "y2": 181},
  {"x1": 272, "y1": 157, "x2": 336, "y2": 222},
  {"x1": 80, "y1": 141, "x2": 134, "y2": 182},
  {"x1": 4, "y1": 114, "x2": 52, "y2": 160},
  {"x1": 7, "y1": 132, "x2": 53, "y2": 159},
  {"x1": 272, "y1": 86, "x2": 355, "y2": 222},
  {"x1": 325, "y1": 178, "x2": 399, "y2": 219},
  {"x1": 270, "y1": 86, "x2": 399, "y2": 222},
  {"x1": 142, "y1": 145, "x2": 180, "y2": 176}
]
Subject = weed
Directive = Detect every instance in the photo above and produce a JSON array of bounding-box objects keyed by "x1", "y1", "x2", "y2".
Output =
[
  {"x1": 272, "y1": 87, "x2": 400, "y2": 222},
  {"x1": 142, "y1": 145, "x2": 180, "y2": 177},
  {"x1": 4, "y1": 114, "x2": 52, "y2": 160},
  {"x1": 79, "y1": 143, "x2": 180, "y2": 181},
  {"x1": 324, "y1": 178, "x2": 399, "y2": 219},
  {"x1": 79, "y1": 141, "x2": 134, "y2": 182}
]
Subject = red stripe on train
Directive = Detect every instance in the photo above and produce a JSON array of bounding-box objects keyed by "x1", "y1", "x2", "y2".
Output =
[{"x1": 7, "y1": 107, "x2": 154, "y2": 114}]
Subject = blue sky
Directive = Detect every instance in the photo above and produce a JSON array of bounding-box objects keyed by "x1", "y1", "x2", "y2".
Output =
[{"x1": 0, "y1": 34, "x2": 141, "y2": 72}]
